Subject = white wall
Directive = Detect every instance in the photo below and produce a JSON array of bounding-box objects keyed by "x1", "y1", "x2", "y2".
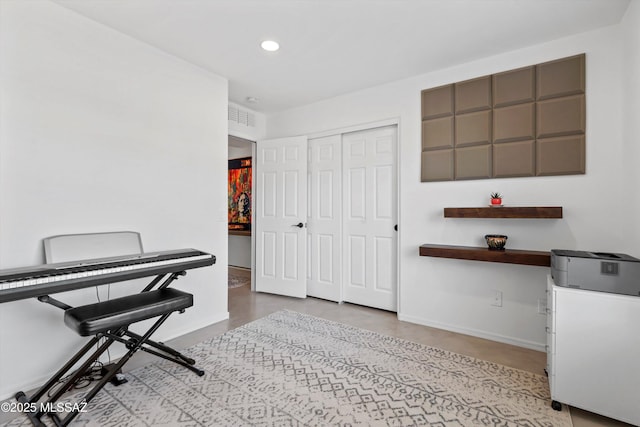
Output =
[
  {"x1": 228, "y1": 145, "x2": 253, "y2": 159},
  {"x1": 0, "y1": 0, "x2": 229, "y2": 399},
  {"x1": 267, "y1": 21, "x2": 637, "y2": 350},
  {"x1": 621, "y1": 1, "x2": 640, "y2": 248},
  {"x1": 228, "y1": 235, "x2": 251, "y2": 269}
]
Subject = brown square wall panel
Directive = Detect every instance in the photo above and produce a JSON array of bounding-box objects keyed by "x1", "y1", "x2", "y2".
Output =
[
  {"x1": 493, "y1": 140, "x2": 535, "y2": 178},
  {"x1": 536, "y1": 135, "x2": 585, "y2": 176},
  {"x1": 455, "y1": 110, "x2": 491, "y2": 147},
  {"x1": 455, "y1": 145, "x2": 492, "y2": 180},
  {"x1": 422, "y1": 85, "x2": 454, "y2": 119},
  {"x1": 422, "y1": 116, "x2": 454, "y2": 150},
  {"x1": 420, "y1": 53, "x2": 585, "y2": 182},
  {"x1": 421, "y1": 149, "x2": 454, "y2": 182},
  {"x1": 537, "y1": 95, "x2": 585, "y2": 138},
  {"x1": 537, "y1": 54, "x2": 585, "y2": 100},
  {"x1": 455, "y1": 76, "x2": 491, "y2": 114},
  {"x1": 493, "y1": 66, "x2": 535, "y2": 108},
  {"x1": 493, "y1": 103, "x2": 535, "y2": 143}
]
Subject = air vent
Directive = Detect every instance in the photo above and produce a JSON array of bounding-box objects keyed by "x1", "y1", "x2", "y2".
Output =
[{"x1": 228, "y1": 105, "x2": 255, "y2": 127}]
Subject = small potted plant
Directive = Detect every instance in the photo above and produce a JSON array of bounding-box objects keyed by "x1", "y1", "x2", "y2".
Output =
[{"x1": 490, "y1": 192, "x2": 503, "y2": 206}]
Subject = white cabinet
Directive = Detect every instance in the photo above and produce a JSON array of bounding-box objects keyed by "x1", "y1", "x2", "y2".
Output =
[{"x1": 546, "y1": 275, "x2": 640, "y2": 425}]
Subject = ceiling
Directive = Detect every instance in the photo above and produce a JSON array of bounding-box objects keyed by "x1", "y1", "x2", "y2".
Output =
[{"x1": 53, "y1": 0, "x2": 630, "y2": 114}]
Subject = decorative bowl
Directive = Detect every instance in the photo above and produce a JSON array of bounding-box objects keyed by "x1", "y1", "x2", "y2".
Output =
[{"x1": 485, "y1": 234, "x2": 508, "y2": 250}]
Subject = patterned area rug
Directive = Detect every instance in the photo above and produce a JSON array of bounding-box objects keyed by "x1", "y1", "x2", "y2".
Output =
[
  {"x1": 2, "y1": 310, "x2": 572, "y2": 426},
  {"x1": 228, "y1": 271, "x2": 250, "y2": 288}
]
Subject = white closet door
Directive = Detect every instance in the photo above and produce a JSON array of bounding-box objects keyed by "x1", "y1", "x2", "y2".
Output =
[
  {"x1": 307, "y1": 135, "x2": 342, "y2": 302},
  {"x1": 255, "y1": 136, "x2": 308, "y2": 298},
  {"x1": 342, "y1": 126, "x2": 397, "y2": 311}
]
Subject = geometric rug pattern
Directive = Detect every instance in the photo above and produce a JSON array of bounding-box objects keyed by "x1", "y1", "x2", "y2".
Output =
[{"x1": 2, "y1": 310, "x2": 572, "y2": 426}]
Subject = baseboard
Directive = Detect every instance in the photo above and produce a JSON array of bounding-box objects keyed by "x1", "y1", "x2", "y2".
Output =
[{"x1": 397, "y1": 313, "x2": 545, "y2": 352}]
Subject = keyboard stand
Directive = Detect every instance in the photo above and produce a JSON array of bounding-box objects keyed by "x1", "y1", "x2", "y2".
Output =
[{"x1": 14, "y1": 272, "x2": 204, "y2": 427}]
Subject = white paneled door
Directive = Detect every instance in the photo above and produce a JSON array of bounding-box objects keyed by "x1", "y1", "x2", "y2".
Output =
[
  {"x1": 342, "y1": 126, "x2": 397, "y2": 311},
  {"x1": 255, "y1": 136, "x2": 308, "y2": 298},
  {"x1": 255, "y1": 126, "x2": 397, "y2": 311},
  {"x1": 307, "y1": 135, "x2": 342, "y2": 302}
]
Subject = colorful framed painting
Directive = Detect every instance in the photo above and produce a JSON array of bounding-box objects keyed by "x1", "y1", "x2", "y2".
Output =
[{"x1": 228, "y1": 157, "x2": 252, "y2": 232}]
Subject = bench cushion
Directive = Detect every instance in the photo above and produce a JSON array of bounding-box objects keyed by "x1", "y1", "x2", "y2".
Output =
[{"x1": 64, "y1": 288, "x2": 193, "y2": 336}]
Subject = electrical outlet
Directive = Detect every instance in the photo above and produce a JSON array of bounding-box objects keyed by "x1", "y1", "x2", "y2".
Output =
[
  {"x1": 491, "y1": 290, "x2": 503, "y2": 307},
  {"x1": 538, "y1": 298, "x2": 547, "y2": 315}
]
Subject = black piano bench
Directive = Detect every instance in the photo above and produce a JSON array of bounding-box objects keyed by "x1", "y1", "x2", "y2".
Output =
[
  {"x1": 16, "y1": 288, "x2": 204, "y2": 427},
  {"x1": 64, "y1": 288, "x2": 193, "y2": 336}
]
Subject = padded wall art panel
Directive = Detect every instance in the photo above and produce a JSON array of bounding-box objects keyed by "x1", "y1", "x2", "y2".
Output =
[
  {"x1": 422, "y1": 116, "x2": 454, "y2": 150},
  {"x1": 493, "y1": 103, "x2": 535, "y2": 143},
  {"x1": 537, "y1": 54, "x2": 585, "y2": 100},
  {"x1": 422, "y1": 85, "x2": 454, "y2": 119},
  {"x1": 421, "y1": 150, "x2": 453, "y2": 182},
  {"x1": 455, "y1": 110, "x2": 491, "y2": 147},
  {"x1": 455, "y1": 76, "x2": 491, "y2": 114},
  {"x1": 537, "y1": 95, "x2": 585, "y2": 138},
  {"x1": 537, "y1": 135, "x2": 585, "y2": 176},
  {"x1": 493, "y1": 66, "x2": 535, "y2": 107},
  {"x1": 420, "y1": 53, "x2": 585, "y2": 182},
  {"x1": 493, "y1": 140, "x2": 535, "y2": 178},
  {"x1": 455, "y1": 145, "x2": 491, "y2": 180}
]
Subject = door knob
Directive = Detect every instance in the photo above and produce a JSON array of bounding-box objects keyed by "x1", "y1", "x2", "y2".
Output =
[{"x1": 292, "y1": 222, "x2": 304, "y2": 228}]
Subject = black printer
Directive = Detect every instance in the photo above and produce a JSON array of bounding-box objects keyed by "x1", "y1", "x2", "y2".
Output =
[{"x1": 550, "y1": 249, "x2": 640, "y2": 297}]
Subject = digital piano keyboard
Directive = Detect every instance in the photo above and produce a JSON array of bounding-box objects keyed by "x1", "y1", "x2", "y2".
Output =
[{"x1": 0, "y1": 248, "x2": 216, "y2": 303}]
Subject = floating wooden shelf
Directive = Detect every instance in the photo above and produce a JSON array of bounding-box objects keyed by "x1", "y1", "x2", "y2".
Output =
[
  {"x1": 419, "y1": 244, "x2": 551, "y2": 267},
  {"x1": 229, "y1": 229, "x2": 251, "y2": 237},
  {"x1": 444, "y1": 206, "x2": 562, "y2": 219}
]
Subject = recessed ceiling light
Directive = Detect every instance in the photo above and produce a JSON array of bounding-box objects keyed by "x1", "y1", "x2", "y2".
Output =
[{"x1": 260, "y1": 40, "x2": 280, "y2": 52}]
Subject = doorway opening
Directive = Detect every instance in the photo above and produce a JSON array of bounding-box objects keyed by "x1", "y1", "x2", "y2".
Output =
[{"x1": 228, "y1": 135, "x2": 254, "y2": 290}]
